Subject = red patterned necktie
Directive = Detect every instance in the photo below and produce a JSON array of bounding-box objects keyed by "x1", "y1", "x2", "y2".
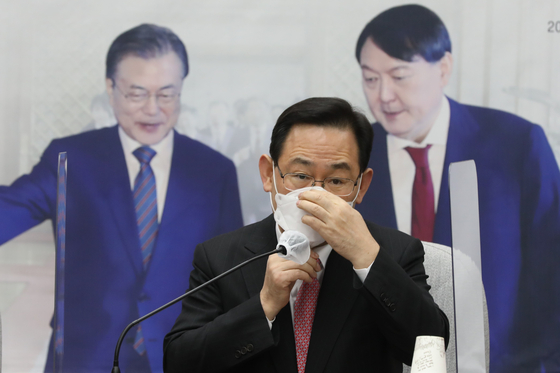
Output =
[
  {"x1": 405, "y1": 145, "x2": 435, "y2": 242},
  {"x1": 294, "y1": 273, "x2": 321, "y2": 373}
]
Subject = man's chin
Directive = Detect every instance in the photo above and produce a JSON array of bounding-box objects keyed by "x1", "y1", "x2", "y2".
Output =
[
  {"x1": 378, "y1": 119, "x2": 419, "y2": 140},
  {"x1": 382, "y1": 111, "x2": 405, "y2": 123},
  {"x1": 133, "y1": 130, "x2": 168, "y2": 145},
  {"x1": 380, "y1": 122, "x2": 406, "y2": 136}
]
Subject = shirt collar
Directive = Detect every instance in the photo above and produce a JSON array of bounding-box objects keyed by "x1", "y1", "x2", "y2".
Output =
[
  {"x1": 387, "y1": 96, "x2": 450, "y2": 152},
  {"x1": 118, "y1": 125, "x2": 174, "y2": 159}
]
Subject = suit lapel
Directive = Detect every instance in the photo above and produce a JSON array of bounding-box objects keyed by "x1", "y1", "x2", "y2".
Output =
[
  {"x1": 305, "y1": 250, "x2": 359, "y2": 373},
  {"x1": 434, "y1": 98, "x2": 481, "y2": 246},
  {"x1": 239, "y1": 215, "x2": 277, "y2": 296},
  {"x1": 150, "y1": 132, "x2": 200, "y2": 277},
  {"x1": 102, "y1": 126, "x2": 144, "y2": 276}
]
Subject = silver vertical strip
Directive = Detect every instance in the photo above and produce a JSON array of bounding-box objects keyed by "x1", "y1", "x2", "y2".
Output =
[{"x1": 449, "y1": 160, "x2": 487, "y2": 372}]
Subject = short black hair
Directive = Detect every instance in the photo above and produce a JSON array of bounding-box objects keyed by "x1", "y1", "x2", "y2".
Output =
[
  {"x1": 355, "y1": 4, "x2": 451, "y2": 63},
  {"x1": 106, "y1": 24, "x2": 189, "y2": 81},
  {"x1": 270, "y1": 97, "x2": 373, "y2": 173}
]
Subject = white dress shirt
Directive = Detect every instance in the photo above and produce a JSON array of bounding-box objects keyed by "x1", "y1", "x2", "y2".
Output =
[
  {"x1": 387, "y1": 96, "x2": 450, "y2": 235},
  {"x1": 118, "y1": 126, "x2": 174, "y2": 222}
]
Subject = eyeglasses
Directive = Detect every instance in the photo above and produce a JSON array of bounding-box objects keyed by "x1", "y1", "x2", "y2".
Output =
[
  {"x1": 276, "y1": 165, "x2": 361, "y2": 197},
  {"x1": 114, "y1": 84, "x2": 180, "y2": 107}
]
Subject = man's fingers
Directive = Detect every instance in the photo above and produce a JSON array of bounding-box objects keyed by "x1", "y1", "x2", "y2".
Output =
[
  {"x1": 298, "y1": 189, "x2": 332, "y2": 207},
  {"x1": 301, "y1": 213, "x2": 327, "y2": 233},
  {"x1": 309, "y1": 251, "x2": 322, "y2": 271},
  {"x1": 305, "y1": 256, "x2": 322, "y2": 272},
  {"x1": 269, "y1": 266, "x2": 316, "y2": 286},
  {"x1": 267, "y1": 255, "x2": 319, "y2": 282},
  {"x1": 297, "y1": 199, "x2": 328, "y2": 222},
  {"x1": 297, "y1": 270, "x2": 315, "y2": 284},
  {"x1": 261, "y1": 253, "x2": 320, "y2": 319},
  {"x1": 300, "y1": 260, "x2": 320, "y2": 278}
]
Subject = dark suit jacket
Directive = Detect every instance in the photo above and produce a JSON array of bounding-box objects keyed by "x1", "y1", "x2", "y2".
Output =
[
  {"x1": 357, "y1": 98, "x2": 560, "y2": 372},
  {"x1": 163, "y1": 215, "x2": 449, "y2": 373},
  {"x1": 0, "y1": 126, "x2": 243, "y2": 373}
]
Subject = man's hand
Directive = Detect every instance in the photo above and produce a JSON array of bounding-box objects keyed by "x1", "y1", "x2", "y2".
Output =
[
  {"x1": 297, "y1": 189, "x2": 380, "y2": 269},
  {"x1": 260, "y1": 252, "x2": 322, "y2": 321}
]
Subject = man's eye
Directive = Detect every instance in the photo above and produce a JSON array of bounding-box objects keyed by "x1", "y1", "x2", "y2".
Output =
[
  {"x1": 327, "y1": 178, "x2": 344, "y2": 186},
  {"x1": 128, "y1": 91, "x2": 147, "y2": 99},
  {"x1": 157, "y1": 94, "x2": 174, "y2": 101},
  {"x1": 294, "y1": 174, "x2": 309, "y2": 180},
  {"x1": 158, "y1": 90, "x2": 176, "y2": 98}
]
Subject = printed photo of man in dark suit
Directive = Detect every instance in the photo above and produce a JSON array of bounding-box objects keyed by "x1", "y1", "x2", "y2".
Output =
[
  {"x1": 355, "y1": 5, "x2": 560, "y2": 372},
  {"x1": 0, "y1": 24, "x2": 243, "y2": 373}
]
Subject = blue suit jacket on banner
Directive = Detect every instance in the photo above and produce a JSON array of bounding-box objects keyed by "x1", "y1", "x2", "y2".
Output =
[
  {"x1": 357, "y1": 98, "x2": 560, "y2": 372},
  {"x1": 0, "y1": 125, "x2": 244, "y2": 373}
]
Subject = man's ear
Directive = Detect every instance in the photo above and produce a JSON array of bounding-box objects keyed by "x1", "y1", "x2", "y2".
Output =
[
  {"x1": 106, "y1": 78, "x2": 116, "y2": 107},
  {"x1": 258, "y1": 154, "x2": 274, "y2": 193},
  {"x1": 355, "y1": 168, "x2": 374, "y2": 205},
  {"x1": 439, "y1": 52, "x2": 453, "y2": 88}
]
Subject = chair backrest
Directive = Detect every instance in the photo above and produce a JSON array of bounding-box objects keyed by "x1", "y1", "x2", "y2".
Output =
[
  {"x1": 403, "y1": 241, "x2": 490, "y2": 373},
  {"x1": 1, "y1": 311, "x2": 2, "y2": 373}
]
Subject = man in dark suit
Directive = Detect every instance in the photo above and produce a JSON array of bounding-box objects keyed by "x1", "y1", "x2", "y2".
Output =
[
  {"x1": 354, "y1": 5, "x2": 560, "y2": 372},
  {"x1": 164, "y1": 97, "x2": 449, "y2": 373},
  {"x1": 0, "y1": 24, "x2": 243, "y2": 372}
]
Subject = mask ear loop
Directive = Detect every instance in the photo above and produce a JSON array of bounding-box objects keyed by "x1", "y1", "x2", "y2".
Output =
[
  {"x1": 349, "y1": 174, "x2": 363, "y2": 207},
  {"x1": 270, "y1": 161, "x2": 280, "y2": 213}
]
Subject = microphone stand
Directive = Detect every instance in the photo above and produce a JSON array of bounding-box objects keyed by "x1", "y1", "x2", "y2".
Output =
[{"x1": 111, "y1": 246, "x2": 286, "y2": 373}]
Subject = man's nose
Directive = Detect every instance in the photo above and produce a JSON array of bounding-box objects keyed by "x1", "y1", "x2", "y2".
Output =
[
  {"x1": 142, "y1": 95, "x2": 160, "y2": 115},
  {"x1": 379, "y1": 78, "x2": 396, "y2": 102}
]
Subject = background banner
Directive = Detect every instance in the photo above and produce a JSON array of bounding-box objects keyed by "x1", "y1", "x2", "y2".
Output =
[{"x1": 1, "y1": 0, "x2": 559, "y2": 371}]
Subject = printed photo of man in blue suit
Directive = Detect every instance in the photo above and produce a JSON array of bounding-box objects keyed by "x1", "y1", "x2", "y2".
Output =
[
  {"x1": 355, "y1": 4, "x2": 560, "y2": 372},
  {"x1": 0, "y1": 24, "x2": 243, "y2": 372}
]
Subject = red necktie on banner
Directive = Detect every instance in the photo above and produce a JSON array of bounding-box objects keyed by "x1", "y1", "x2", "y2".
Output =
[
  {"x1": 405, "y1": 145, "x2": 435, "y2": 242},
  {"x1": 294, "y1": 273, "x2": 321, "y2": 373}
]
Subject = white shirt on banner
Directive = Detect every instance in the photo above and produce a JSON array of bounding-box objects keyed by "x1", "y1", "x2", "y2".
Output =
[{"x1": 387, "y1": 96, "x2": 450, "y2": 235}]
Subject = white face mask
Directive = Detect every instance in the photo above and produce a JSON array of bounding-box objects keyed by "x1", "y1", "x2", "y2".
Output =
[
  {"x1": 270, "y1": 162, "x2": 363, "y2": 248},
  {"x1": 273, "y1": 185, "x2": 326, "y2": 248}
]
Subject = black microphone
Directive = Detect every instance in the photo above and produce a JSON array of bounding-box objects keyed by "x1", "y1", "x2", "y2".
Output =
[{"x1": 111, "y1": 245, "x2": 286, "y2": 373}]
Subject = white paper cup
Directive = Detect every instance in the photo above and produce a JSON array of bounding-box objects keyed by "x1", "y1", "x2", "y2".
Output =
[{"x1": 410, "y1": 336, "x2": 447, "y2": 373}]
